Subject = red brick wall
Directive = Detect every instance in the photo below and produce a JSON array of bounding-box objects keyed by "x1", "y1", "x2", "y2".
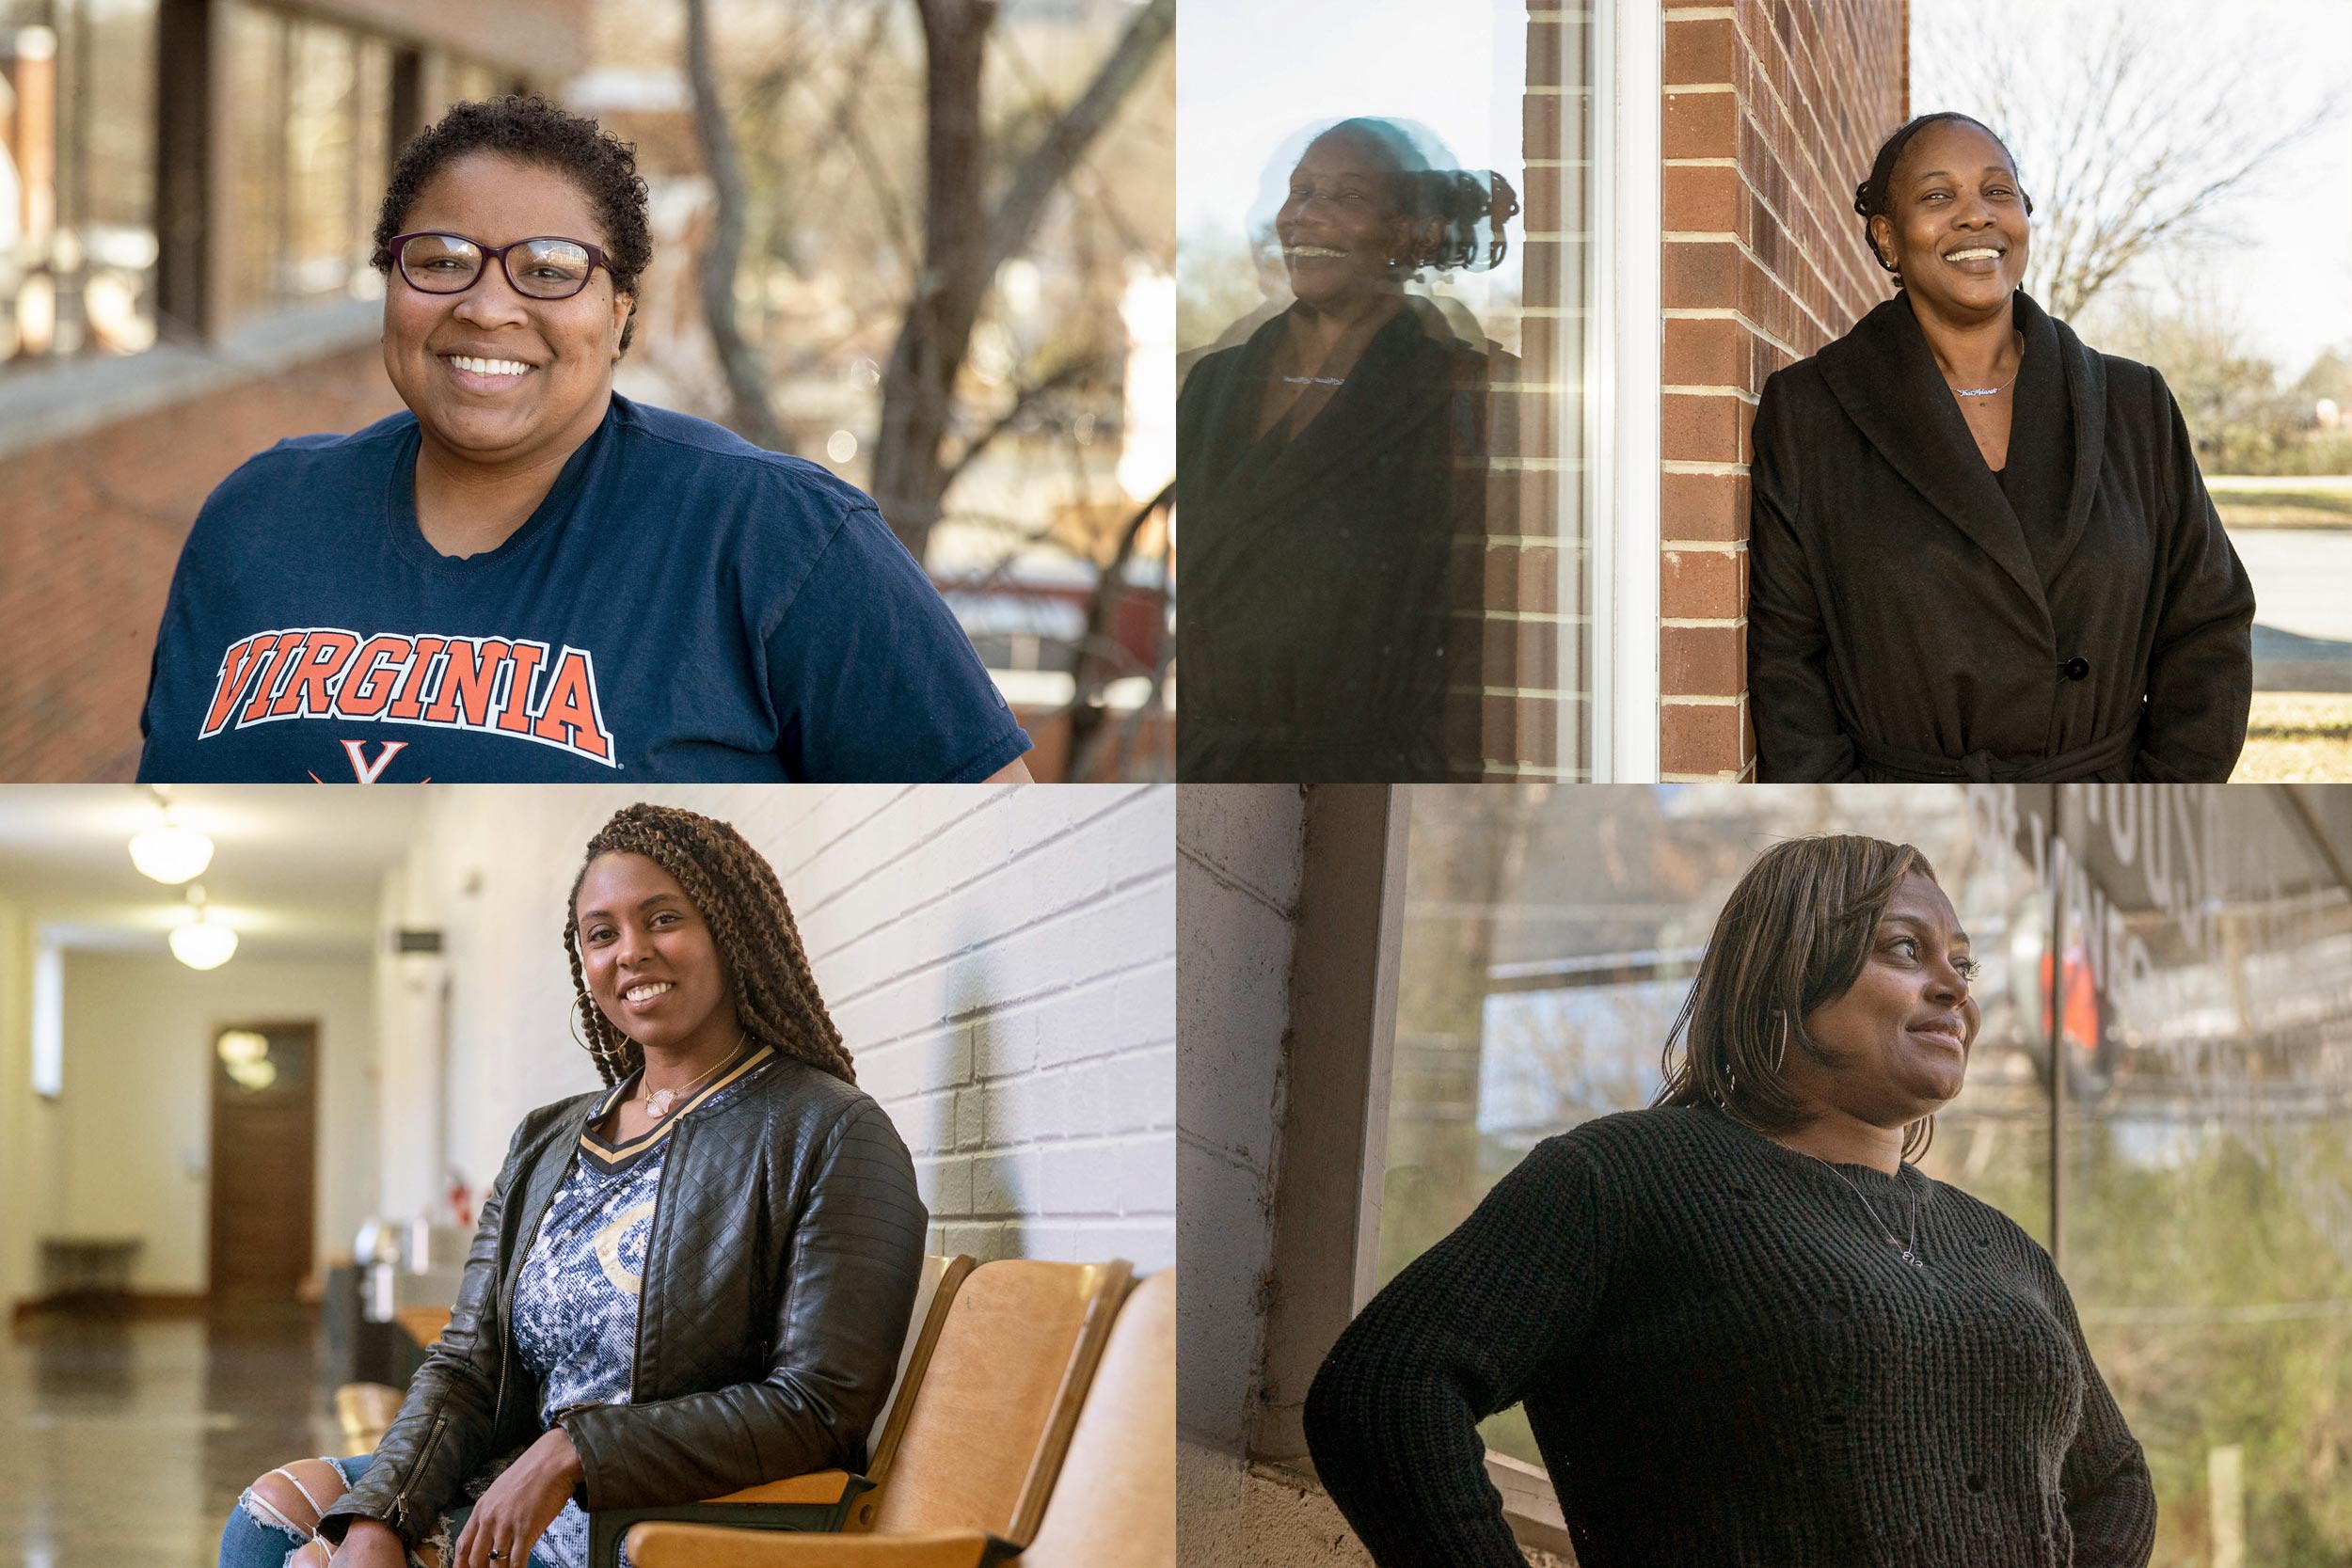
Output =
[
  {"x1": 1659, "y1": 0, "x2": 1907, "y2": 779},
  {"x1": 0, "y1": 350, "x2": 404, "y2": 781},
  {"x1": 1467, "y1": 0, "x2": 1590, "y2": 779}
]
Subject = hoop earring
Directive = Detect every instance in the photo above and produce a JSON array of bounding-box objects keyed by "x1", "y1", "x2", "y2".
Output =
[{"x1": 567, "y1": 990, "x2": 600, "y2": 1053}]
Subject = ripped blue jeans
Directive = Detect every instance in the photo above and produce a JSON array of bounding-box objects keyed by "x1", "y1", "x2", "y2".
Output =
[{"x1": 218, "y1": 1454, "x2": 563, "y2": 1568}]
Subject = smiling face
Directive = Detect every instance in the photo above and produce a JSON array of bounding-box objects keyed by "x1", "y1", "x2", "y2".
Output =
[
  {"x1": 1871, "y1": 119, "x2": 2030, "y2": 322},
  {"x1": 573, "y1": 851, "x2": 738, "y2": 1061},
  {"x1": 381, "y1": 152, "x2": 633, "y2": 470},
  {"x1": 1275, "y1": 131, "x2": 1413, "y2": 312},
  {"x1": 1788, "y1": 871, "x2": 1982, "y2": 1127}
]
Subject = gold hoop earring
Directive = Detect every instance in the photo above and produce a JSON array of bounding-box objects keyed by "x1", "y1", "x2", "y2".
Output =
[{"x1": 567, "y1": 990, "x2": 600, "y2": 1053}]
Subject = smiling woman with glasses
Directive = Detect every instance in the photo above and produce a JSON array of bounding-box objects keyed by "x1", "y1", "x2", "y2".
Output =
[{"x1": 134, "y1": 94, "x2": 1032, "y2": 785}]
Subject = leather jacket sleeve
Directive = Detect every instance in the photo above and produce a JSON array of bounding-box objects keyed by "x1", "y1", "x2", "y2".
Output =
[
  {"x1": 316, "y1": 1116, "x2": 543, "y2": 1548},
  {"x1": 559, "y1": 1098, "x2": 927, "y2": 1510}
]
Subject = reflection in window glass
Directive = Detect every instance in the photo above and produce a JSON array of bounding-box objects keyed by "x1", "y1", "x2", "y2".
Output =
[
  {"x1": 227, "y1": 1, "x2": 390, "y2": 323},
  {"x1": 1379, "y1": 784, "x2": 2352, "y2": 1563},
  {"x1": 1, "y1": 0, "x2": 159, "y2": 369},
  {"x1": 1174, "y1": 3, "x2": 1592, "y2": 780}
]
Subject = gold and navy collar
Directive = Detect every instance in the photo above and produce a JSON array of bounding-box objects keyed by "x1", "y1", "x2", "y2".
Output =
[{"x1": 579, "y1": 1042, "x2": 775, "y2": 1174}]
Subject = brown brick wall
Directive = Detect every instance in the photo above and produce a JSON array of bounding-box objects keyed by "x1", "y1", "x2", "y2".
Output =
[
  {"x1": 1659, "y1": 0, "x2": 1906, "y2": 779},
  {"x1": 1468, "y1": 0, "x2": 1594, "y2": 779},
  {"x1": 0, "y1": 349, "x2": 404, "y2": 781}
]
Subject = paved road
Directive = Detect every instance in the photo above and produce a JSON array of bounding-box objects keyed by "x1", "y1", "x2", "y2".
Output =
[{"x1": 2229, "y1": 527, "x2": 2352, "y2": 692}]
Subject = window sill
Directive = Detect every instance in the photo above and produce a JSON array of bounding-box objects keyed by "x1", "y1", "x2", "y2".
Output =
[{"x1": 0, "y1": 297, "x2": 382, "y2": 464}]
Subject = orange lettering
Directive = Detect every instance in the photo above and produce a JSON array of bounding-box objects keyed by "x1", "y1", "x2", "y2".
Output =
[
  {"x1": 532, "y1": 647, "x2": 613, "y2": 761},
  {"x1": 268, "y1": 632, "x2": 359, "y2": 717}
]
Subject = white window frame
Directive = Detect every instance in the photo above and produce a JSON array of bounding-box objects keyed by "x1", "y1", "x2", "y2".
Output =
[{"x1": 1586, "y1": 0, "x2": 1662, "y2": 783}]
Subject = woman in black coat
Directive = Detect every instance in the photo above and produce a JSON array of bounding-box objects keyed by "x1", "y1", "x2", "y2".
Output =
[
  {"x1": 1177, "y1": 118, "x2": 1514, "y2": 782},
  {"x1": 1748, "y1": 113, "x2": 2255, "y2": 782}
]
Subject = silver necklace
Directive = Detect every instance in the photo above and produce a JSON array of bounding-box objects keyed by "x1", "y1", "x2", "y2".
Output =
[
  {"x1": 1812, "y1": 1157, "x2": 1927, "y2": 1269},
  {"x1": 1279, "y1": 374, "x2": 1345, "y2": 387},
  {"x1": 1948, "y1": 332, "x2": 2024, "y2": 399}
]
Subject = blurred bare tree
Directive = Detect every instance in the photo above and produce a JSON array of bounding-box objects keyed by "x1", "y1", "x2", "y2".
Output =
[{"x1": 1915, "y1": 0, "x2": 2337, "y2": 319}]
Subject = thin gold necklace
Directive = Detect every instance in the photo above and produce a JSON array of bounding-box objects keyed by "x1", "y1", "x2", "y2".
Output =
[{"x1": 640, "y1": 1029, "x2": 746, "y2": 1120}]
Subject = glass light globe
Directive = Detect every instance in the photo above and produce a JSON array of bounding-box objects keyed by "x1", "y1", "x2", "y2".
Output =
[
  {"x1": 130, "y1": 825, "x2": 215, "y2": 884},
  {"x1": 170, "y1": 919, "x2": 238, "y2": 971}
]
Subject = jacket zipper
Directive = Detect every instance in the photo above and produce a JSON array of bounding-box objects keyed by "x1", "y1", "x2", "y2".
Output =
[
  {"x1": 389, "y1": 1412, "x2": 450, "y2": 1538},
  {"x1": 495, "y1": 1129, "x2": 574, "y2": 1449},
  {"x1": 630, "y1": 1121, "x2": 685, "y2": 1396}
]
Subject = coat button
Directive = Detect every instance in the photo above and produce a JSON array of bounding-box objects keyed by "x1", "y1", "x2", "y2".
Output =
[{"x1": 2061, "y1": 657, "x2": 2091, "y2": 681}]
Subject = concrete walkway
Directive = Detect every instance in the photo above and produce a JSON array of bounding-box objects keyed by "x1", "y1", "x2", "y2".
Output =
[{"x1": 2229, "y1": 528, "x2": 2352, "y2": 692}]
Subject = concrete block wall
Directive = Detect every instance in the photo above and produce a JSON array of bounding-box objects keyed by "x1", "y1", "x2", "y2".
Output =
[
  {"x1": 1658, "y1": 0, "x2": 1907, "y2": 779},
  {"x1": 388, "y1": 784, "x2": 1174, "y2": 1274}
]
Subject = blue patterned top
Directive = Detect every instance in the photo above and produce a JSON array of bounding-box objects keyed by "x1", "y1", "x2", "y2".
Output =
[{"x1": 509, "y1": 1043, "x2": 779, "y2": 1568}]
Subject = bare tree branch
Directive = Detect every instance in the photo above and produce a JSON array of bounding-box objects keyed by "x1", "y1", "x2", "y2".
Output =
[
  {"x1": 1918, "y1": 0, "x2": 2340, "y2": 319},
  {"x1": 683, "y1": 0, "x2": 785, "y2": 450},
  {"x1": 984, "y1": 0, "x2": 1174, "y2": 277}
]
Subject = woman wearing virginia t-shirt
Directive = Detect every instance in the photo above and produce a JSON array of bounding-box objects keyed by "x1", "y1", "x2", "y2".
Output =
[{"x1": 136, "y1": 95, "x2": 1030, "y2": 784}]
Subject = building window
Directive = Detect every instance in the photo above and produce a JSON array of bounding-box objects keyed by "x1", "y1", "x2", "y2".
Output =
[
  {"x1": 1373, "y1": 784, "x2": 2352, "y2": 1557},
  {"x1": 1175, "y1": 3, "x2": 1597, "y2": 779},
  {"x1": 1, "y1": 0, "x2": 160, "y2": 370},
  {"x1": 226, "y1": 0, "x2": 389, "y2": 322}
]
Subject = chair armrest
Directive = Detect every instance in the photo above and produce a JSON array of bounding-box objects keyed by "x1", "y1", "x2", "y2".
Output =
[
  {"x1": 586, "y1": 1472, "x2": 876, "y2": 1568},
  {"x1": 704, "y1": 1470, "x2": 862, "y2": 1506},
  {"x1": 625, "y1": 1525, "x2": 1021, "y2": 1568}
]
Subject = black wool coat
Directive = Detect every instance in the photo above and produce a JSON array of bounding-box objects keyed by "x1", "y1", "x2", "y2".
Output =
[
  {"x1": 1176, "y1": 303, "x2": 1488, "y2": 782},
  {"x1": 1748, "y1": 291, "x2": 2254, "y2": 782}
]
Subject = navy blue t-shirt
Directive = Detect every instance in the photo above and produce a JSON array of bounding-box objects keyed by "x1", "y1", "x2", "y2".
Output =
[{"x1": 136, "y1": 394, "x2": 1030, "y2": 782}]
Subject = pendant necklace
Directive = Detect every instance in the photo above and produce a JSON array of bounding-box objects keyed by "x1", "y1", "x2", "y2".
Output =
[
  {"x1": 1948, "y1": 330, "x2": 2025, "y2": 399},
  {"x1": 1813, "y1": 1157, "x2": 1927, "y2": 1270},
  {"x1": 1279, "y1": 374, "x2": 1345, "y2": 387},
  {"x1": 642, "y1": 1030, "x2": 745, "y2": 1120}
]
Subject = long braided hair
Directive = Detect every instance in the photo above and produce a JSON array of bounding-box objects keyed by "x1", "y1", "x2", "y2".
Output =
[
  {"x1": 564, "y1": 803, "x2": 855, "y2": 1087},
  {"x1": 1652, "y1": 834, "x2": 1941, "y2": 1162}
]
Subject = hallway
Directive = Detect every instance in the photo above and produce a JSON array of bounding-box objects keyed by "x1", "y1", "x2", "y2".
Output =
[{"x1": 2, "y1": 1306, "x2": 338, "y2": 1568}]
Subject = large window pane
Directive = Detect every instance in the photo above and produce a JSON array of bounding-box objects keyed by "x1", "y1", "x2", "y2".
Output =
[
  {"x1": 2, "y1": 0, "x2": 158, "y2": 369},
  {"x1": 1377, "y1": 782, "x2": 2352, "y2": 1557},
  {"x1": 227, "y1": 1, "x2": 389, "y2": 322},
  {"x1": 1175, "y1": 3, "x2": 1594, "y2": 779}
]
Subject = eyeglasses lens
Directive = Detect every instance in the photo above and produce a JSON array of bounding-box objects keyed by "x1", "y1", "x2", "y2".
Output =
[
  {"x1": 401, "y1": 234, "x2": 484, "y2": 293},
  {"x1": 512, "y1": 240, "x2": 593, "y2": 298}
]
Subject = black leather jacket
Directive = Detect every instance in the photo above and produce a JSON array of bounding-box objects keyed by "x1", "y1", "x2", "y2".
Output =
[{"x1": 318, "y1": 1049, "x2": 927, "y2": 1547}]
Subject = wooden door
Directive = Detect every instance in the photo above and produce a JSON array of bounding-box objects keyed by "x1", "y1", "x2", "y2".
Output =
[{"x1": 207, "y1": 1021, "x2": 318, "y2": 1302}]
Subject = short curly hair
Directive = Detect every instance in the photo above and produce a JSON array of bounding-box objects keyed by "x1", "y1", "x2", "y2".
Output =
[{"x1": 372, "y1": 94, "x2": 652, "y2": 354}]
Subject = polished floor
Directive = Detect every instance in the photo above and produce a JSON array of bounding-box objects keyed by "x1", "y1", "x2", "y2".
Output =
[{"x1": 1, "y1": 1304, "x2": 344, "y2": 1568}]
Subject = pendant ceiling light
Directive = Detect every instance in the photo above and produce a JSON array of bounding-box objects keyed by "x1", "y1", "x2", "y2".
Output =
[
  {"x1": 169, "y1": 885, "x2": 237, "y2": 971},
  {"x1": 129, "y1": 790, "x2": 214, "y2": 885}
]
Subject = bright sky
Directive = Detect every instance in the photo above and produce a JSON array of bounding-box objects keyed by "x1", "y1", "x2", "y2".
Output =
[
  {"x1": 1910, "y1": 0, "x2": 2352, "y2": 376},
  {"x1": 1176, "y1": 0, "x2": 1521, "y2": 255},
  {"x1": 1179, "y1": 0, "x2": 2352, "y2": 376}
]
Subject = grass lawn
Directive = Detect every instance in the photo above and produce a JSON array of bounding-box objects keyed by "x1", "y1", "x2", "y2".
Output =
[
  {"x1": 2233, "y1": 691, "x2": 2352, "y2": 781},
  {"x1": 2208, "y1": 474, "x2": 2352, "y2": 529}
]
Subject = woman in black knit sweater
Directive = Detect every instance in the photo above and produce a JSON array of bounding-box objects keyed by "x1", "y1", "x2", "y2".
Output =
[{"x1": 1303, "y1": 834, "x2": 2155, "y2": 1568}]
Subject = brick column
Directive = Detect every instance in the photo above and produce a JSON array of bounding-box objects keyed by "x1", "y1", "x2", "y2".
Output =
[{"x1": 1658, "y1": 0, "x2": 1905, "y2": 780}]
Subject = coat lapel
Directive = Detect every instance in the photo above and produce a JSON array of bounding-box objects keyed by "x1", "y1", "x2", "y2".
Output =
[
  {"x1": 1818, "y1": 293, "x2": 2049, "y2": 614},
  {"x1": 2031, "y1": 293, "x2": 2109, "y2": 582},
  {"x1": 1199, "y1": 308, "x2": 1456, "y2": 534}
]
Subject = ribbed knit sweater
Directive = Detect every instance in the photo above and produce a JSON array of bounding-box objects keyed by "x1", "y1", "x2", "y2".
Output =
[{"x1": 1302, "y1": 1105, "x2": 2156, "y2": 1568}]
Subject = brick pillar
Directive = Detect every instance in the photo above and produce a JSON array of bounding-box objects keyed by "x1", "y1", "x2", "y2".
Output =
[
  {"x1": 1467, "y1": 0, "x2": 1592, "y2": 780},
  {"x1": 1658, "y1": 0, "x2": 1907, "y2": 780}
]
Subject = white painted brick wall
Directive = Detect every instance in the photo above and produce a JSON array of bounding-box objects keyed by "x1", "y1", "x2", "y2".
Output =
[{"x1": 388, "y1": 784, "x2": 1173, "y2": 1272}]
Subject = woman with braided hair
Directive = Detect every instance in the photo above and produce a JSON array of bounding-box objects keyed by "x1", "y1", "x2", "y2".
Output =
[
  {"x1": 1747, "y1": 111, "x2": 2253, "y2": 783},
  {"x1": 219, "y1": 803, "x2": 926, "y2": 1568}
]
